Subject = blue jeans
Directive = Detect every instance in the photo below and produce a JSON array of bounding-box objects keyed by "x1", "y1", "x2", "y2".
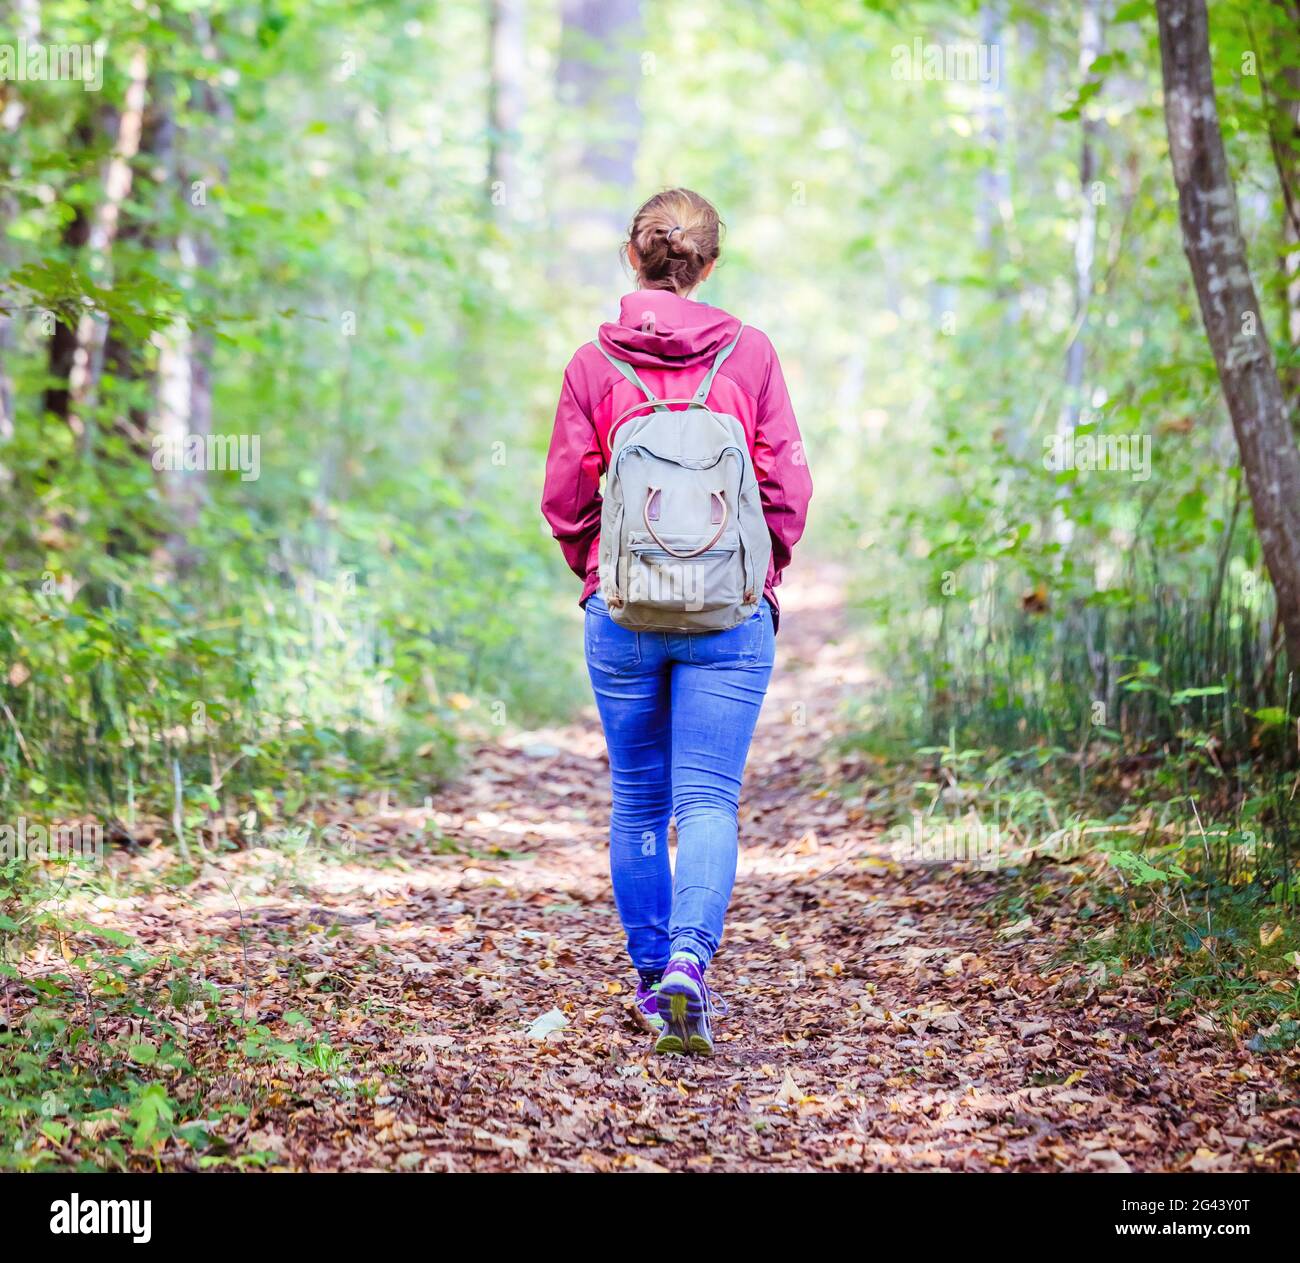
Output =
[{"x1": 584, "y1": 593, "x2": 776, "y2": 973}]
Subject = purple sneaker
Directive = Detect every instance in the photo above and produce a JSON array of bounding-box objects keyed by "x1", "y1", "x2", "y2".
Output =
[
  {"x1": 633, "y1": 980, "x2": 665, "y2": 1034},
  {"x1": 655, "y1": 954, "x2": 725, "y2": 1056}
]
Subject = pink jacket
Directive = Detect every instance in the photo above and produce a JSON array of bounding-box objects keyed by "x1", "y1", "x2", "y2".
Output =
[{"x1": 541, "y1": 290, "x2": 812, "y2": 628}]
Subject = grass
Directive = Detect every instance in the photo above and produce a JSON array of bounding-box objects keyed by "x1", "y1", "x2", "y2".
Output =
[{"x1": 843, "y1": 568, "x2": 1300, "y2": 1050}]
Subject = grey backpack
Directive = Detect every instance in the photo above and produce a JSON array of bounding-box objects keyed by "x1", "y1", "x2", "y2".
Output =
[{"x1": 596, "y1": 327, "x2": 771, "y2": 632}]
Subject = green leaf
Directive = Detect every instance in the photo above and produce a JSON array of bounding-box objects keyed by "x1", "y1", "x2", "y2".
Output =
[
  {"x1": 130, "y1": 1084, "x2": 175, "y2": 1147},
  {"x1": 1106, "y1": 850, "x2": 1188, "y2": 885},
  {"x1": 1170, "y1": 686, "x2": 1226, "y2": 705}
]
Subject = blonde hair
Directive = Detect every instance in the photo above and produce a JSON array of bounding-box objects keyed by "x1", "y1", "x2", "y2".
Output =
[{"x1": 624, "y1": 188, "x2": 723, "y2": 294}]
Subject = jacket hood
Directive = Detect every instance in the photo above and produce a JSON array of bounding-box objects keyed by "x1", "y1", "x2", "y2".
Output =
[{"x1": 597, "y1": 290, "x2": 742, "y2": 370}]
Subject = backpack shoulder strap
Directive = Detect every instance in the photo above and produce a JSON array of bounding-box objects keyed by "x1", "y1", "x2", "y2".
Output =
[
  {"x1": 595, "y1": 322, "x2": 746, "y2": 415},
  {"x1": 691, "y1": 324, "x2": 745, "y2": 405},
  {"x1": 593, "y1": 342, "x2": 666, "y2": 411}
]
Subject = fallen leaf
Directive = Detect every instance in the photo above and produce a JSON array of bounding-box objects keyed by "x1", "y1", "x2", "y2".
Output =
[
  {"x1": 777, "y1": 1070, "x2": 802, "y2": 1105},
  {"x1": 474, "y1": 1127, "x2": 528, "y2": 1159},
  {"x1": 525, "y1": 1008, "x2": 568, "y2": 1042}
]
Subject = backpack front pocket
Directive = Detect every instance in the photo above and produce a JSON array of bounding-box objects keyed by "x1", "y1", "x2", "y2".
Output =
[{"x1": 626, "y1": 529, "x2": 743, "y2": 612}]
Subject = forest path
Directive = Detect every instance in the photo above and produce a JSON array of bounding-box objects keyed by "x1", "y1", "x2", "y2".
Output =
[{"x1": 117, "y1": 569, "x2": 1294, "y2": 1171}]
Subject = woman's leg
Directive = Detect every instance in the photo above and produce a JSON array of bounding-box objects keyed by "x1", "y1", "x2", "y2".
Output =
[
  {"x1": 584, "y1": 596, "x2": 673, "y2": 975},
  {"x1": 667, "y1": 602, "x2": 776, "y2": 967}
]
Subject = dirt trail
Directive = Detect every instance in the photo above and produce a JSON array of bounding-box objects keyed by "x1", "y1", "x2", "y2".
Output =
[{"x1": 102, "y1": 571, "x2": 1297, "y2": 1170}]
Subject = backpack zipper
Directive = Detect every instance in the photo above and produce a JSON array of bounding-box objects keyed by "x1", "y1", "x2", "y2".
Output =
[{"x1": 634, "y1": 547, "x2": 734, "y2": 562}]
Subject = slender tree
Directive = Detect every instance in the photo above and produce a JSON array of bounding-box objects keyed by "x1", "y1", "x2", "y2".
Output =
[
  {"x1": 161, "y1": 8, "x2": 234, "y2": 567},
  {"x1": 553, "y1": 0, "x2": 643, "y2": 293},
  {"x1": 1053, "y1": 0, "x2": 1106, "y2": 548},
  {"x1": 488, "y1": 0, "x2": 526, "y2": 219},
  {"x1": 43, "y1": 120, "x2": 94, "y2": 428},
  {"x1": 1157, "y1": 0, "x2": 1300, "y2": 671},
  {"x1": 0, "y1": 0, "x2": 41, "y2": 448},
  {"x1": 1062, "y1": 0, "x2": 1104, "y2": 436},
  {"x1": 66, "y1": 45, "x2": 149, "y2": 442},
  {"x1": 102, "y1": 76, "x2": 175, "y2": 461},
  {"x1": 1260, "y1": 0, "x2": 1300, "y2": 409}
]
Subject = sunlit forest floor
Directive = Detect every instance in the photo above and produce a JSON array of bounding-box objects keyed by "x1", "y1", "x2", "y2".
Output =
[{"x1": 22, "y1": 565, "x2": 1292, "y2": 1172}]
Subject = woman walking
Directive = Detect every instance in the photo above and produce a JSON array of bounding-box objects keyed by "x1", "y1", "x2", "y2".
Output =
[{"x1": 541, "y1": 189, "x2": 812, "y2": 1053}]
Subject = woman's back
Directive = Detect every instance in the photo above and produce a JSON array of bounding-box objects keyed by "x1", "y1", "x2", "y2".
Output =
[{"x1": 543, "y1": 287, "x2": 812, "y2": 627}]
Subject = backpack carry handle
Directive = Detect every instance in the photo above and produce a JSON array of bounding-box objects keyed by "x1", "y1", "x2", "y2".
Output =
[
  {"x1": 611, "y1": 396, "x2": 715, "y2": 428},
  {"x1": 641, "y1": 488, "x2": 729, "y2": 558}
]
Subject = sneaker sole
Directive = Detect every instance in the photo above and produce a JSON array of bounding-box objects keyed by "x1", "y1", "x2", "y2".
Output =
[{"x1": 653, "y1": 989, "x2": 713, "y2": 1056}]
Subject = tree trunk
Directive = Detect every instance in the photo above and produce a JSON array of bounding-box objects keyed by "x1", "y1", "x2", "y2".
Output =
[
  {"x1": 162, "y1": 9, "x2": 231, "y2": 569},
  {"x1": 43, "y1": 117, "x2": 94, "y2": 426},
  {"x1": 103, "y1": 77, "x2": 175, "y2": 461},
  {"x1": 1265, "y1": 0, "x2": 1300, "y2": 413},
  {"x1": 0, "y1": 0, "x2": 41, "y2": 449},
  {"x1": 975, "y1": 2, "x2": 1010, "y2": 263},
  {"x1": 1062, "y1": 0, "x2": 1103, "y2": 434},
  {"x1": 976, "y1": 3, "x2": 1030, "y2": 463},
  {"x1": 96, "y1": 75, "x2": 180, "y2": 566},
  {"x1": 553, "y1": 0, "x2": 643, "y2": 294},
  {"x1": 66, "y1": 44, "x2": 149, "y2": 441},
  {"x1": 488, "y1": 0, "x2": 526, "y2": 218},
  {"x1": 1157, "y1": 0, "x2": 1300, "y2": 671},
  {"x1": 1053, "y1": 0, "x2": 1105, "y2": 548}
]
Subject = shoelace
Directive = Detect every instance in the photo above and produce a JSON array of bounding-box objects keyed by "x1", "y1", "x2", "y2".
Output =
[
  {"x1": 703, "y1": 985, "x2": 729, "y2": 1019},
  {"x1": 659, "y1": 962, "x2": 729, "y2": 1018}
]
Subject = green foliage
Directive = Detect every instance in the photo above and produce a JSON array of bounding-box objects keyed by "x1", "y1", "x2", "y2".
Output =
[
  {"x1": 0, "y1": 0, "x2": 584, "y2": 834},
  {"x1": 0, "y1": 0, "x2": 591, "y2": 1168}
]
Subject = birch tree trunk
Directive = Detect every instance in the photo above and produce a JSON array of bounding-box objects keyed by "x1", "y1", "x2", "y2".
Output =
[
  {"x1": 1052, "y1": 0, "x2": 1105, "y2": 549},
  {"x1": 95, "y1": 79, "x2": 174, "y2": 563},
  {"x1": 1157, "y1": 0, "x2": 1300, "y2": 670},
  {"x1": 0, "y1": 0, "x2": 41, "y2": 449},
  {"x1": 67, "y1": 44, "x2": 149, "y2": 442},
  {"x1": 1061, "y1": 0, "x2": 1103, "y2": 435},
  {"x1": 163, "y1": 9, "x2": 232, "y2": 567},
  {"x1": 488, "y1": 0, "x2": 526, "y2": 220},
  {"x1": 975, "y1": 2, "x2": 1010, "y2": 263},
  {"x1": 103, "y1": 79, "x2": 174, "y2": 461}
]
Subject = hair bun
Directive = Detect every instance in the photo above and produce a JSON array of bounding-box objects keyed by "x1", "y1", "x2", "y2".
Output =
[
  {"x1": 666, "y1": 224, "x2": 696, "y2": 255},
  {"x1": 623, "y1": 188, "x2": 723, "y2": 294}
]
